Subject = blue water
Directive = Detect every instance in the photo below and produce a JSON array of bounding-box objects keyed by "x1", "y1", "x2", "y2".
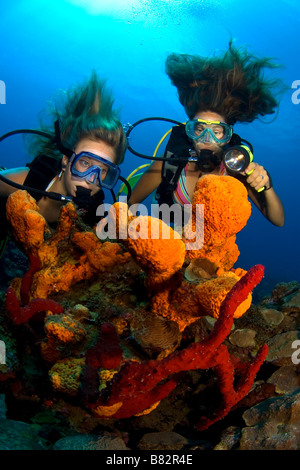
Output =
[{"x1": 0, "y1": 0, "x2": 299, "y2": 289}]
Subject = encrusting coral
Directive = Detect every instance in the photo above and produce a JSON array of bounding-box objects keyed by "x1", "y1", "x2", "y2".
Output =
[
  {"x1": 5, "y1": 190, "x2": 130, "y2": 300},
  {"x1": 80, "y1": 265, "x2": 268, "y2": 429},
  {"x1": 3, "y1": 173, "x2": 267, "y2": 431}
]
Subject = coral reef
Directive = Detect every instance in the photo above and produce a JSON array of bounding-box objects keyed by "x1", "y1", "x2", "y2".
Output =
[
  {"x1": 80, "y1": 265, "x2": 267, "y2": 429},
  {"x1": 6, "y1": 191, "x2": 130, "y2": 300},
  {"x1": 1, "y1": 174, "x2": 282, "y2": 450}
]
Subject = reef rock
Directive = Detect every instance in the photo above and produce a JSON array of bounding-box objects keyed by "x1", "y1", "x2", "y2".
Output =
[
  {"x1": 0, "y1": 419, "x2": 46, "y2": 450},
  {"x1": 266, "y1": 331, "x2": 300, "y2": 366},
  {"x1": 53, "y1": 432, "x2": 129, "y2": 450},
  {"x1": 239, "y1": 389, "x2": 300, "y2": 450},
  {"x1": 137, "y1": 431, "x2": 188, "y2": 451},
  {"x1": 267, "y1": 365, "x2": 300, "y2": 394}
]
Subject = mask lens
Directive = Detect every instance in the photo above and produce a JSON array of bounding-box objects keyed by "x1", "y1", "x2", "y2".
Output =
[
  {"x1": 71, "y1": 152, "x2": 120, "y2": 189},
  {"x1": 186, "y1": 120, "x2": 232, "y2": 143}
]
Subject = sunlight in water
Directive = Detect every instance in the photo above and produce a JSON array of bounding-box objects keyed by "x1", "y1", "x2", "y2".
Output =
[
  {"x1": 64, "y1": 0, "x2": 220, "y2": 19},
  {"x1": 65, "y1": 0, "x2": 141, "y2": 15}
]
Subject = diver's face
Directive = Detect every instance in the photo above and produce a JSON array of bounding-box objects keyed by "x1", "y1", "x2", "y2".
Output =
[
  {"x1": 191, "y1": 111, "x2": 229, "y2": 156},
  {"x1": 62, "y1": 138, "x2": 117, "y2": 197}
]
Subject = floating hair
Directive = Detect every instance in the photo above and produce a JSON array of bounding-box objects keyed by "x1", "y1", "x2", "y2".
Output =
[
  {"x1": 165, "y1": 41, "x2": 287, "y2": 124},
  {"x1": 27, "y1": 71, "x2": 126, "y2": 164}
]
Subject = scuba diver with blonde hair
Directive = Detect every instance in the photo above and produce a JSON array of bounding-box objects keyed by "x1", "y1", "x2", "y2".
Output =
[
  {"x1": 128, "y1": 42, "x2": 285, "y2": 227},
  {"x1": 0, "y1": 71, "x2": 129, "y2": 255}
]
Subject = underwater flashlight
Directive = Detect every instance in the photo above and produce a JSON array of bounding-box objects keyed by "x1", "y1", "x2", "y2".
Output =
[
  {"x1": 223, "y1": 145, "x2": 253, "y2": 173},
  {"x1": 223, "y1": 144, "x2": 268, "y2": 192}
]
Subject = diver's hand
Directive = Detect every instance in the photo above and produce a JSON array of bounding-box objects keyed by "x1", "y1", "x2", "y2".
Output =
[{"x1": 243, "y1": 162, "x2": 271, "y2": 192}]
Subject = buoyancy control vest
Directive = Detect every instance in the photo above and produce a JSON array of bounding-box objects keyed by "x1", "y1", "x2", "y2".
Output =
[
  {"x1": 155, "y1": 124, "x2": 192, "y2": 206},
  {"x1": 23, "y1": 154, "x2": 61, "y2": 200}
]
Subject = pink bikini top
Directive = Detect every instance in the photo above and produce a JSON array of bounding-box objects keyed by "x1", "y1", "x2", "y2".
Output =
[{"x1": 172, "y1": 163, "x2": 226, "y2": 207}]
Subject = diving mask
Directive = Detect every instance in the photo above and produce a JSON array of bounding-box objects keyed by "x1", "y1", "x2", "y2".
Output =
[
  {"x1": 185, "y1": 119, "x2": 233, "y2": 144},
  {"x1": 70, "y1": 151, "x2": 120, "y2": 190}
]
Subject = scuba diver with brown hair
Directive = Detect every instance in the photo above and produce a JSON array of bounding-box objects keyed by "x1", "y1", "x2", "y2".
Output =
[
  {"x1": 128, "y1": 42, "x2": 285, "y2": 227},
  {"x1": 0, "y1": 71, "x2": 129, "y2": 255}
]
